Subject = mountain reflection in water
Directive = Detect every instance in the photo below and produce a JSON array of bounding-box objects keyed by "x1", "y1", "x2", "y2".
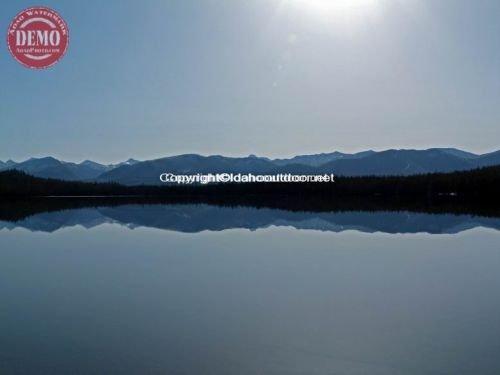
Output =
[{"x1": 1, "y1": 203, "x2": 500, "y2": 234}]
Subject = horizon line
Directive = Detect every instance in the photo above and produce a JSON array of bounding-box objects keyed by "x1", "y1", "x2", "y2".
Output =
[{"x1": 2, "y1": 146, "x2": 500, "y2": 165}]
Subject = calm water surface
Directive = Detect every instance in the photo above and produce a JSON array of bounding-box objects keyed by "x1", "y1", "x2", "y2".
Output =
[{"x1": 1, "y1": 205, "x2": 500, "y2": 374}]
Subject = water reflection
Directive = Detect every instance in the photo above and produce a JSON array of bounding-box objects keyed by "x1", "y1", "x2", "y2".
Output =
[
  {"x1": 1, "y1": 203, "x2": 500, "y2": 234},
  {"x1": 2, "y1": 203, "x2": 500, "y2": 374}
]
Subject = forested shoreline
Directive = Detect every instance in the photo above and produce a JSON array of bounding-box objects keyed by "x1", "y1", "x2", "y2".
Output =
[
  {"x1": 1, "y1": 166, "x2": 500, "y2": 220},
  {"x1": 1, "y1": 166, "x2": 499, "y2": 200}
]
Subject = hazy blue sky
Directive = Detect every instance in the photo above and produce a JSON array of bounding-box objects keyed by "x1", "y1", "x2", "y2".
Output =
[{"x1": 1, "y1": 0, "x2": 499, "y2": 163}]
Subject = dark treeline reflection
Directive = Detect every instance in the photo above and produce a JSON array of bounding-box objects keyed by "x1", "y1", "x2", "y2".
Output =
[{"x1": 1, "y1": 198, "x2": 500, "y2": 234}]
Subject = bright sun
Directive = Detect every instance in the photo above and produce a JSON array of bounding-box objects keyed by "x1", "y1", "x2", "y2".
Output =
[{"x1": 288, "y1": 0, "x2": 380, "y2": 33}]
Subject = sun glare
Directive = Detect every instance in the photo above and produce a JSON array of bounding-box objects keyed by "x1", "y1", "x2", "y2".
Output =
[{"x1": 289, "y1": 0, "x2": 381, "y2": 34}]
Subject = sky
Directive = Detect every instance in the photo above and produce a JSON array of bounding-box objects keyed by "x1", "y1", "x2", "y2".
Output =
[{"x1": 1, "y1": 0, "x2": 499, "y2": 163}]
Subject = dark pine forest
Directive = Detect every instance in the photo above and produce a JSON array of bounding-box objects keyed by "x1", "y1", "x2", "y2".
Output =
[{"x1": 1, "y1": 166, "x2": 500, "y2": 220}]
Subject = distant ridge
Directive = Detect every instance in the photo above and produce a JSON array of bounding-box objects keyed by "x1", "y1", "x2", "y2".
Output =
[
  {"x1": 0, "y1": 157, "x2": 141, "y2": 181},
  {"x1": 1, "y1": 148, "x2": 500, "y2": 185},
  {"x1": 95, "y1": 148, "x2": 500, "y2": 185}
]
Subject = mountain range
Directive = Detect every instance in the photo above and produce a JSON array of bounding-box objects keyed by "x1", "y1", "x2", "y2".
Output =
[
  {"x1": 1, "y1": 148, "x2": 500, "y2": 185},
  {"x1": 0, "y1": 157, "x2": 140, "y2": 181}
]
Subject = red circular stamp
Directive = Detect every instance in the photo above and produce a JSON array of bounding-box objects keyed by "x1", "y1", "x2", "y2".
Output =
[{"x1": 7, "y1": 7, "x2": 69, "y2": 69}]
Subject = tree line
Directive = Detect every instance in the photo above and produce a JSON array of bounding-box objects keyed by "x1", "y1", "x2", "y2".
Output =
[
  {"x1": 1, "y1": 165, "x2": 499, "y2": 203},
  {"x1": 1, "y1": 166, "x2": 500, "y2": 219}
]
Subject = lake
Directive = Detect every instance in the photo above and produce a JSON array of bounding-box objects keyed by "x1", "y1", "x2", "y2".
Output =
[{"x1": 1, "y1": 204, "x2": 500, "y2": 374}]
